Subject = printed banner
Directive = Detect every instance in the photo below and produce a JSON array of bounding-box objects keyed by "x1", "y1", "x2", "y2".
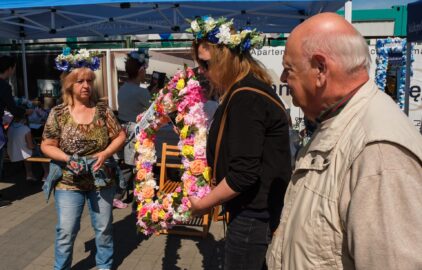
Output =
[{"x1": 252, "y1": 45, "x2": 422, "y2": 131}]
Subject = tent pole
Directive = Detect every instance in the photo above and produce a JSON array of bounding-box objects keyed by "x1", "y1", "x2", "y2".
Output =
[
  {"x1": 21, "y1": 39, "x2": 29, "y2": 99},
  {"x1": 404, "y1": 41, "x2": 411, "y2": 116},
  {"x1": 345, "y1": 0, "x2": 352, "y2": 23},
  {"x1": 106, "y1": 49, "x2": 113, "y2": 109}
]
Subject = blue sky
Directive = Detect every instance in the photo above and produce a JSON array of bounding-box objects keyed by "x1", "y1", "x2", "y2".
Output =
[{"x1": 352, "y1": 0, "x2": 416, "y2": 9}]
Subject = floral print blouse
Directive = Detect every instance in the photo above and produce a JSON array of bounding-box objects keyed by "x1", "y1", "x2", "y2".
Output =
[{"x1": 43, "y1": 102, "x2": 121, "y2": 190}]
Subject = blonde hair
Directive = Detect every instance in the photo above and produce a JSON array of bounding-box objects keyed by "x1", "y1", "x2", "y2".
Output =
[
  {"x1": 60, "y1": 67, "x2": 98, "y2": 106},
  {"x1": 192, "y1": 41, "x2": 272, "y2": 96}
]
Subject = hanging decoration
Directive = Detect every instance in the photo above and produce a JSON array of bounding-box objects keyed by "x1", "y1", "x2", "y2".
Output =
[{"x1": 375, "y1": 37, "x2": 414, "y2": 110}]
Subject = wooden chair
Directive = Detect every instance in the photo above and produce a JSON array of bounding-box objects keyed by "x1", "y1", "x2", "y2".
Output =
[{"x1": 157, "y1": 143, "x2": 212, "y2": 238}]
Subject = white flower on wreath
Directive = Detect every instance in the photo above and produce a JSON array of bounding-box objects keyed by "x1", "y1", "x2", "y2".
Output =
[
  {"x1": 145, "y1": 172, "x2": 155, "y2": 182},
  {"x1": 216, "y1": 24, "x2": 232, "y2": 44},
  {"x1": 195, "y1": 127, "x2": 207, "y2": 146},
  {"x1": 145, "y1": 179, "x2": 157, "y2": 187},
  {"x1": 178, "y1": 87, "x2": 188, "y2": 96},
  {"x1": 204, "y1": 17, "x2": 216, "y2": 32},
  {"x1": 191, "y1": 20, "x2": 200, "y2": 32},
  {"x1": 139, "y1": 148, "x2": 156, "y2": 163},
  {"x1": 78, "y1": 49, "x2": 90, "y2": 58}
]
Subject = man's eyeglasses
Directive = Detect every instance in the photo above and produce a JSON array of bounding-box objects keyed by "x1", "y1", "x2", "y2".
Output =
[{"x1": 198, "y1": 59, "x2": 210, "y2": 71}]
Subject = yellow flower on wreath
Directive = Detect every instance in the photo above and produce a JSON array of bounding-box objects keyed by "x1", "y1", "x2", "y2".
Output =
[
  {"x1": 180, "y1": 125, "x2": 189, "y2": 139},
  {"x1": 176, "y1": 79, "x2": 185, "y2": 90},
  {"x1": 202, "y1": 167, "x2": 212, "y2": 182},
  {"x1": 134, "y1": 140, "x2": 140, "y2": 151},
  {"x1": 182, "y1": 145, "x2": 194, "y2": 157}
]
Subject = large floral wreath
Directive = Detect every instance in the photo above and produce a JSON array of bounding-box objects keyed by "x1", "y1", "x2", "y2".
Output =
[{"x1": 133, "y1": 66, "x2": 212, "y2": 235}]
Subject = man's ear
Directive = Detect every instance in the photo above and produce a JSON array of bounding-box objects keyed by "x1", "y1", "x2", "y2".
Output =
[{"x1": 312, "y1": 54, "x2": 327, "y2": 88}]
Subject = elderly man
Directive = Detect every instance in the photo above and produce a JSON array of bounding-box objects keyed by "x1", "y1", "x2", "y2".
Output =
[{"x1": 267, "y1": 13, "x2": 422, "y2": 270}]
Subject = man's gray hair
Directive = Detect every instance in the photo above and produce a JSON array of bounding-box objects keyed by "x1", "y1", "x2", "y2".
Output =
[{"x1": 302, "y1": 31, "x2": 371, "y2": 74}]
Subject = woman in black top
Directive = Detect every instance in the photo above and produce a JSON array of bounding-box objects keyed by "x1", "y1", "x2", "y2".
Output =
[{"x1": 188, "y1": 17, "x2": 292, "y2": 269}]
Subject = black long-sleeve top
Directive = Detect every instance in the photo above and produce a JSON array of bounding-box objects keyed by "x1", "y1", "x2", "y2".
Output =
[
  {"x1": 207, "y1": 73, "x2": 292, "y2": 223},
  {"x1": 0, "y1": 78, "x2": 25, "y2": 120}
]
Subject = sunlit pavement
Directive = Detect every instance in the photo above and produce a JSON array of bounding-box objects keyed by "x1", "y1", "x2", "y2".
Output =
[{"x1": 0, "y1": 163, "x2": 225, "y2": 270}]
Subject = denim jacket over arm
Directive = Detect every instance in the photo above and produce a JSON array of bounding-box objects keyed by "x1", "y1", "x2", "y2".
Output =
[{"x1": 43, "y1": 157, "x2": 122, "y2": 202}]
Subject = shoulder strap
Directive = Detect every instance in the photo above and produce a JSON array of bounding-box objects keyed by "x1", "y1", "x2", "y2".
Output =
[{"x1": 212, "y1": 87, "x2": 288, "y2": 186}]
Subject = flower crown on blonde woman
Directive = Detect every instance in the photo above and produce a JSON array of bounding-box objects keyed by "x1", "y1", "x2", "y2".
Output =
[
  {"x1": 186, "y1": 16, "x2": 264, "y2": 52},
  {"x1": 55, "y1": 47, "x2": 102, "y2": 72}
]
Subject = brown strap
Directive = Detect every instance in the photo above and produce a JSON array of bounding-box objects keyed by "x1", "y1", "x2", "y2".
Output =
[{"x1": 212, "y1": 87, "x2": 288, "y2": 186}]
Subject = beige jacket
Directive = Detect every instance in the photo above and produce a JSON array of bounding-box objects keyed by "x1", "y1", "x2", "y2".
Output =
[{"x1": 267, "y1": 80, "x2": 422, "y2": 270}]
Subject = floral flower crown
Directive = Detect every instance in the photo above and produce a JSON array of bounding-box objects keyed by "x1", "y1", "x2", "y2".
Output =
[
  {"x1": 55, "y1": 47, "x2": 102, "y2": 72},
  {"x1": 187, "y1": 16, "x2": 264, "y2": 52},
  {"x1": 127, "y1": 47, "x2": 150, "y2": 67}
]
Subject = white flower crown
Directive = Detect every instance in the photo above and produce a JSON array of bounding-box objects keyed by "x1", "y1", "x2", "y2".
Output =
[{"x1": 186, "y1": 16, "x2": 264, "y2": 52}]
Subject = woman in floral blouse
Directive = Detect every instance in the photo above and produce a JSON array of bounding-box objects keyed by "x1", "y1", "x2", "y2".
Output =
[{"x1": 41, "y1": 65, "x2": 125, "y2": 270}]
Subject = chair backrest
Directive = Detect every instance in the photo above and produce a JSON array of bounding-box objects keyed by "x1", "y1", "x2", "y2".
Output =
[{"x1": 158, "y1": 143, "x2": 182, "y2": 190}]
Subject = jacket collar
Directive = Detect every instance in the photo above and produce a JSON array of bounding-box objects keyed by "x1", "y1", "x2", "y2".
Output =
[{"x1": 307, "y1": 79, "x2": 377, "y2": 153}]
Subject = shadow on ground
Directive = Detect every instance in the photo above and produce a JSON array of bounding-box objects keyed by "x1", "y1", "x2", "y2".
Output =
[
  {"x1": 162, "y1": 231, "x2": 225, "y2": 270},
  {"x1": 0, "y1": 161, "x2": 44, "y2": 202},
  {"x1": 71, "y1": 213, "x2": 146, "y2": 270}
]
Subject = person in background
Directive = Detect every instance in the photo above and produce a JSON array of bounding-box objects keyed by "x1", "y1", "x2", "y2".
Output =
[
  {"x1": 7, "y1": 114, "x2": 49, "y2": 181},
  {"x1": 0, "y1": 55, "x2": 32, "y2": 208},
  {"x1": 187, "y1": 16, "x2": 292, "y2": 270},
  {"x1": 115, "y1": 48, "x2": 151, "y2": 209},
  {"x1": 267, "y1": 13, "x2": 422, "y2": 270},
  {"x1": 41, "y1": 48, "x2": 125, "y2": 270}
]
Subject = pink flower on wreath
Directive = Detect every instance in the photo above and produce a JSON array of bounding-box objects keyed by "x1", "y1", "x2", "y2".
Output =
[
  {"x1": 186, "y1": 68, "x2": 195, "y2": 78},
  {"x1": 138, "y1": 207, "x2": 149, "y2": 218},
  {"x1": 140, "y1": 131, "x2": 148, "y2": 140},
  {"x1": 196, "y1": 185, "x2": 211, "y2": 198},
  {"x1": 184, "y1": 104, "x2": 207, "y2": 126},
  {"x1": 189, "y1": 182, "x2": 198, "y2": 194},
  {"x1": 181, "y1": 197, "x2": 191, "y2": 208},
  {"x1": 187, "y1": 78, "x2": 200, "y2": 88},
  {"x1": 183, "y1": 137, "x2": 195, "y2": 146},
  {"x1": 177, "y1": 99, "x2": 190, "y2": 112},
  {"x1": 181, "y1": 158, "x2": 190, "y2": 170}
]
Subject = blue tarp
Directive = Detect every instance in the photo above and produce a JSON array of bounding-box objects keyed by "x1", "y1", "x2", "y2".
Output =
[
  {"x1": 0, "y1": 0, "x2": 346, "y2": 40},
  {"x1": 407, "y1": 0, "x2": 422, "y2": 42}
]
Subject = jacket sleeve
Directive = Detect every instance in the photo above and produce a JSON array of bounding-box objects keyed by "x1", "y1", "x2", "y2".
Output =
[
  {"x1": 344, "y1": 142, "x2": 422, "y2": 270},
  {"x1": 224, "y1": 92, "x2": 267, "y2": 193},
  {"x1": 2, "y1": 83, "x2": 25, "y2": 118}
]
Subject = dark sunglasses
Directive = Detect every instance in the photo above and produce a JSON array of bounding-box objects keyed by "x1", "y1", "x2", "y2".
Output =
[{"x1": 198, "y1": 59, "x2": 210, "y2": 71}]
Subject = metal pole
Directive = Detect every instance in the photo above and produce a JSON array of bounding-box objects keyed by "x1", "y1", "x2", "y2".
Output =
[
  {"x1": 105, "y1": 49, "x2": 114, "y2": 109},
  {"x1": 345, "y1": 0, "x2": 352, "y2": 23},
  {"x1": 21, "y1": 39, "x2": 29, "y2": 99},
  {"x1": 404, "y1": 41, "x2": 411, "y2": 116}
]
